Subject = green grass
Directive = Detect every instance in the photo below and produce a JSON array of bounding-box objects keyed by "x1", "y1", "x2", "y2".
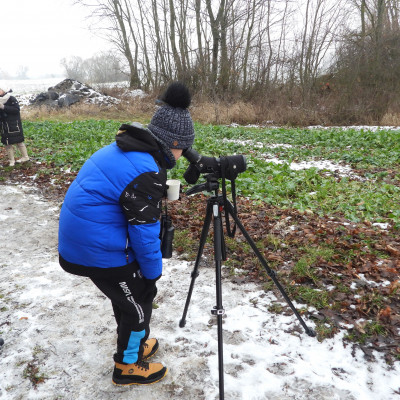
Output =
[
  {"x1": 314, "y1": 318, "x2": 338, "y2": 341},
  {"x1": 173, "y1": 229, "x2": 199, "y2": 260},
  {"x1": 23, "y1": 120, "x2": 400, "y2": 227},
  {"x1": 293, "y1": 258, "x2": 318, "y2": 283},
  {"x1": 24, "y1": 120, "x2": 119, "y2": 170},
  {"x1": 292, "y1": 246, "x2": 335, "y2": 283},
  {"x1": 194, "y1": 125, "x2": 400, "y2": 169},
  {"x1": 287, "y1": 285, "x2": 331, "y2": 309},
  {"x1": 172, "y1": 125, "x2": 400, "y2": 227},
  {"x1": 345, "y1": 321, "x2": 389, "y2": 345}
]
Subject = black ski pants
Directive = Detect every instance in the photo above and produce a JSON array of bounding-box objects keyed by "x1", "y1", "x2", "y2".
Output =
[{"x1": 90, "y1": 262, "x2": 157, "y2": 364}]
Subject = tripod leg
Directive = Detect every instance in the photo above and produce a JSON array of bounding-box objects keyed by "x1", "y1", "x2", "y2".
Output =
[
  {"x1": 219, "y1": 211, "x2": 227, "y2": 261},
  {"x1": 179, "y1": 200, "x2": 214, "y2": 328},
  {"x1": 224, "y1": 200, "x2": 316, "y2": 337},
  {"x1": 212, "y1": 204, "x2": 225, "y2": 399}
]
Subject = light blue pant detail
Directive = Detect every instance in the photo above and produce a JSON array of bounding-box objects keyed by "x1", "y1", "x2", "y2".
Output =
[{"x1": 123, "y1": 329, "x2": 146, "y2": 364}]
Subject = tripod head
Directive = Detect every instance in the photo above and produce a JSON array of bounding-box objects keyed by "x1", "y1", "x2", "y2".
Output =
[
  {"x1": 182, "y1": 149, "x2": 246, "y2": 228},
  {"x1": 186, "y1": 173, "x2": 220, "y2": 196}
]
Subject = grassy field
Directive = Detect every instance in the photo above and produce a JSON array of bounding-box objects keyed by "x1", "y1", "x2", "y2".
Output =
[
  {"x1": 1, "y1": 119, "x2": 399, "y2": 363},
  {"x1": 172, "y1": 124, "x2": 400, "y2": 226},
  {"x1": 19, "y1": 119, "x2": 400, "y2": 226}
]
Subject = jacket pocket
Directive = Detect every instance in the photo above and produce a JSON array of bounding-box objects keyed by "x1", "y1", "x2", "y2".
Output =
[{"x1": 6, "y1": 121, "x2": 21, "y2": 134}]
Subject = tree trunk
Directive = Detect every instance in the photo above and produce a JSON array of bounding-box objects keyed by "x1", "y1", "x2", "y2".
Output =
[
  {"x1": 206, "y1": 0, "x2": 226, "y2": 88},
  {"x1": 169, "y1": 0, "x2": 183, "y2": 80},
  {"x1": 195, "y1": 0, "x2": 205, "y2": 86},
  {"x1": 112, "y1": 0, "x2": 140, "y2": 88}
]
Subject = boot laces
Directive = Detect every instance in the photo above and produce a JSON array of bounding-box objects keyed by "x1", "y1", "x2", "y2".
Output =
[{"x1": 135, "y1": 360, "x2": 150, "y2": 371}]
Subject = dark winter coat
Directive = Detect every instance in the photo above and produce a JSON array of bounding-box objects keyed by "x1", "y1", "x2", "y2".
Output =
[
  {"x1": 58, "y1": 123, "x2": 176, "y2": 280},
  {"x1": 0, "y1": 95, "x2": 24, "y2": 145}
]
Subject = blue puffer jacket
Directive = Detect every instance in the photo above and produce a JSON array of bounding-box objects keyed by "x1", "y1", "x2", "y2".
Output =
[{"x1": 58, "y1": 123, "x2": 175, "y2": 280}]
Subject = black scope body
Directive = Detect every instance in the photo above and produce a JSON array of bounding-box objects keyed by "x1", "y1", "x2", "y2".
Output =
[{"x1": 182, "y1": 148, "x2": 247, "y2": 184}]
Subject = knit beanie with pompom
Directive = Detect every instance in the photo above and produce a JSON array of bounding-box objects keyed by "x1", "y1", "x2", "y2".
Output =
[{"x1": 148, "y1": 82, "x2": 195, "y2": 150}]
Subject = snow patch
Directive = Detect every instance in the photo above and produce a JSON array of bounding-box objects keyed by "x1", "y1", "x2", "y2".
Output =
[{"x1": 1, "y1": 185, "x2": 399, "y2": 400}]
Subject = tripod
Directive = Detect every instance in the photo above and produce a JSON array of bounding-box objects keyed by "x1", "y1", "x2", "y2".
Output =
[{"x1": 179, "y1": 175, "x2": 316, "y2": 400}]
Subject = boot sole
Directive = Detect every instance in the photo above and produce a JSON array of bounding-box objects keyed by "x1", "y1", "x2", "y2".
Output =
[{"x1": 112, "y1": 367, "x2": 168, "y2": 386}]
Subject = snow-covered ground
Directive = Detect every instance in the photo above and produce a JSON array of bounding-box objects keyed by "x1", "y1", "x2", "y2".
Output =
[
  {"x1": 0, "y1": 184, "x2": 399, "y2": 400},
  {"x1": 306, "y1": 125, "x2": 400, "y2": 132},
  {"x1": 0, "y1": 78, "x2": 132, "y2": 96},
  {"x1": 229, "y1": 122, "x2": 400, "y2": 132},
  {"x1": 0, "y1": 78, "x2": 143, "y2": 108},
  {"x1": 0, "y1": 78, "x2": 63, "y2": 95}
]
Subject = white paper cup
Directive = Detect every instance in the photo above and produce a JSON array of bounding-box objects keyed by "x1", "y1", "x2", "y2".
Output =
[{"x1": 166, "y1": 179, "x2": 181, "y2": 201}]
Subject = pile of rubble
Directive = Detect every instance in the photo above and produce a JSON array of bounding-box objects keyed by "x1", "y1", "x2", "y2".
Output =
[{"x1": 28, "y1": 79, "x2": 120, "y2": 108}]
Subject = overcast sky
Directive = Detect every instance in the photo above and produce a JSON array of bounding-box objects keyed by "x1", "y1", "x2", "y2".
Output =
[{"x1": 0, "y1": 0, "x2": 110, "y2": 79}]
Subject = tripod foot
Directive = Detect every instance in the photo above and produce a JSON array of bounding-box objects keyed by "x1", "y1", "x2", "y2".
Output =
[
  {"x1": 306, "y1": 328, "x2": 317, "y2": 337},
  {"x1": 179, "y1": 319, "x2": 186, "y2": 328}
]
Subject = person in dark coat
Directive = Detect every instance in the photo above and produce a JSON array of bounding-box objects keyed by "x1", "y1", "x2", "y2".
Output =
[
  {"x1": 0, "y1": 88, "x2": 30, "y2": 166},
  {"x1": 58, "y1": 82, "x2": 195, "y2": 386}
]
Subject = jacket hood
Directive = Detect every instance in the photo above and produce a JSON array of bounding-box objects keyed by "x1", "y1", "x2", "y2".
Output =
[{"x1": 115, "y1": 122, "x2": 176, "y2": 168}]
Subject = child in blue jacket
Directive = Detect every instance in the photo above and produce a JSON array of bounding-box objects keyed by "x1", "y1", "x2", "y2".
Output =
[{"x1": 58, "y1": 82, "x2": 194, "y2": 386}]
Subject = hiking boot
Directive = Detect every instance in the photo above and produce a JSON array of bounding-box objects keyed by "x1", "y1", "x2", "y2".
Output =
[
  {"x1": 112, "y1": 360, "x2": 167, "y2": 386},
  {"x1": 142, "y1": 338, "x2": 159, "y2": 360}
]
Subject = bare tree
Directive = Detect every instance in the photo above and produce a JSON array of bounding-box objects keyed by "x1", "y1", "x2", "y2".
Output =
[
  {"x1": 73, "y1": 0, "x2": 370, "y2": 106},
  {"x1": 194, "y1": 0, "x2": 205, "y2": 83},
  {"x1": 169, "y1": 0, "x2": 184, "y2": 80},
  {"x1": 205, "y1": 0, "x2": 226, "y2": 87},
  {"x1": 329, "y1": 0, "x2": 400, "y2": 122},
  {"x1": 295, "y1": 0, "x2": 346, "y2": 101},
  {"x1": 74, "y1": 0, "x2": 140, "y2": 88},
  {"x1": 61, "y1": 56, "x2": 86, "y2": 81},
  {"x1": 15, "y1": 65, "x2": 29, "y2": 80},
  {"x1": 61, "y1": 52, "x2": 126, "y2": 83},
  {"x1": 151, "y1": 0, "x2": 169, "y2": 85}
]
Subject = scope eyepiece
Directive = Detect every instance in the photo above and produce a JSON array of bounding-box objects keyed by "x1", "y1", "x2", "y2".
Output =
[{"x1": 182, "y1": 148, "x2": 201, "y2": 164}]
